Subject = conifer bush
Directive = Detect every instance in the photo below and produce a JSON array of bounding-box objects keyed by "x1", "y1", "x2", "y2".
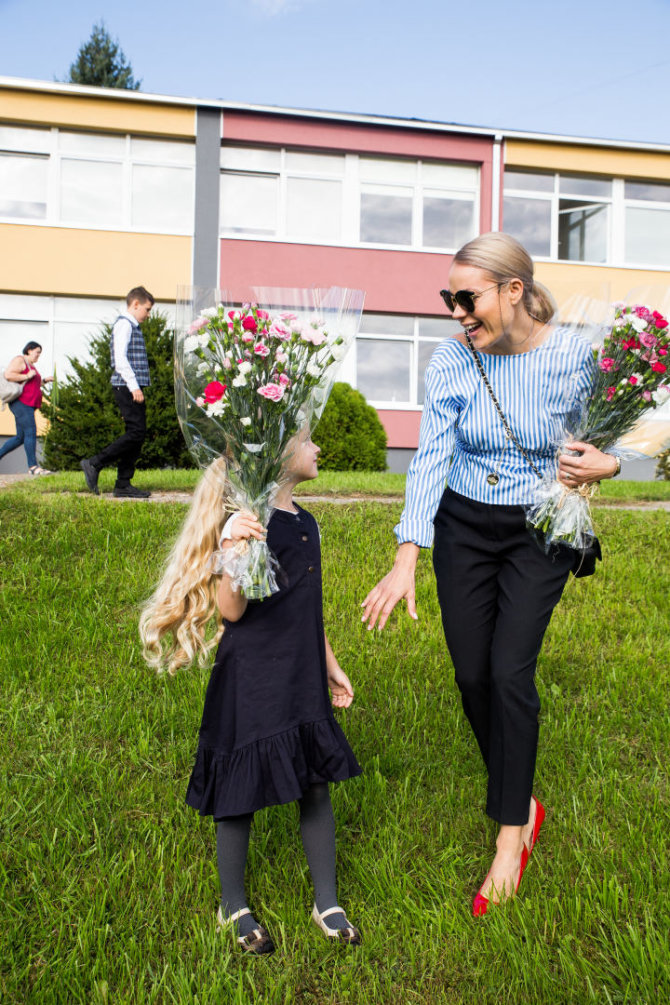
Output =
[
  {"x1": 313, "y1": 382, "x2": 387, "y2": 471},
  {"x1": 43, "y1": 314, "x2": 194, "y2": 470}
]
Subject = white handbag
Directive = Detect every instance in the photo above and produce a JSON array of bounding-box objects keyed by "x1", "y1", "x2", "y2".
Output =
[{"x1": 0, "y1": 369, "x2": 24, "y2": 406}]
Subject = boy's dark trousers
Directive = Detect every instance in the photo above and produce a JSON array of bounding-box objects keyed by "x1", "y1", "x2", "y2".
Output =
[{"x1": 92, "y1": 387, "x2": 146, "y2": 488}]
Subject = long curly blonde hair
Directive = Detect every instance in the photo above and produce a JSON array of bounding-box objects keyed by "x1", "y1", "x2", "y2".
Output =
[{"x1": 139, "y1": 458, "x2": 233, "y2": 675}]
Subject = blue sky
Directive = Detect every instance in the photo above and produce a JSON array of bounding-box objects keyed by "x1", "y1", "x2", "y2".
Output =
[{"x1": 1, "y1": 0, "x2": 670, "y2": 144}]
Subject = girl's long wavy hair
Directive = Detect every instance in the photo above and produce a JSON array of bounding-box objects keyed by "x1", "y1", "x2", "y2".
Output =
[{"x1": 139, "y1": 458, "x2": 233, "y2": 675}]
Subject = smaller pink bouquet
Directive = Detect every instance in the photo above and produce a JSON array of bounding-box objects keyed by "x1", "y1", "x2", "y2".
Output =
[{"x1": 527, "y1": 304, "x2": 670, "y2": 550}]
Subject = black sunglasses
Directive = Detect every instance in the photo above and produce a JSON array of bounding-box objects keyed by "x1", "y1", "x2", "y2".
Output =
[{"x1": 439, "y1": 282, "x2": 504, "y2": 315}]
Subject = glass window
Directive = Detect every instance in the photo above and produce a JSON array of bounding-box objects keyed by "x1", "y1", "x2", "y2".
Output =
[
  {"x1": 220, "y1": 172, "x2": 278, "y2": 235},
  {"x1": 417, "y1": 341, "x2": 440, "y2": 405},
  {"x1": 59, "y1": 131, "x2": 126, "y2": 157},
  {"x1": 357, "y1": 338, "x2": 411, "y2": 402},
  {"x1": 503, "y1": 169, "x2": 554, "y2": 192},
  {"x1": 422, "y1": 162, "x2": 477, "y2": 188},
  {"x1": 423, "y1": 195, "x2": 474, "y2": 248},
  {"x1": 132, "y1": 165, "x2": 194, "y2": 232},
  {"x1": 130, "y1": 138, "x2": 195, "y2": 164},
  {"x1": 625, "y1": 207, "x2": 670, "y2": 265},
  {"x1": 559, "y1": 175, "x2": 611, "y2": 198},
  {"x1": 0, "y1": 153, "x2": 48, "y2": 218},
  {"x1": 503, "y1": 196, "x2": 552, "y2": 257},
  {"x1": 0, "y1": 126, "x2": 50, "y2": 154},
  {"x1": 625, "y1": 180, "x2": 670, "y2": 203},
  {"x1": 285, "y1": 151, "x2": 343, "y2": 175},
  {"x1": 359, "y1": 157, "x2": 416, "y2": 184},
  {"x1": 360, "y1": 314, "x2": 414, "y2": 337},
  {"x1": 60, "y1": 159, "x2": 123, "y2": 225},
  {"x1": 558, "y1": 200, "x2": 608, "y2": 262},
  {"x1": 360, "y1": 189, "x2": 412, "y2": 244},
  {"x1": 286, "y1": 178, "x2": 342, "y2": 240},
  {"x1": 419, "y1": 318, "x2": 456, "y2": 339},
  {"x1": 221, "y1": 146, "x2": 281, "y2": 172}
]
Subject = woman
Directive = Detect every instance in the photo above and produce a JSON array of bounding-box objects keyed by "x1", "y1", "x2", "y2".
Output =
[
  {"x1": 0, "y1": 341, "x2": 53, "y2": 475},
  {"x1": 362, "y1": 233, "x2": 618, "y2": 915}
]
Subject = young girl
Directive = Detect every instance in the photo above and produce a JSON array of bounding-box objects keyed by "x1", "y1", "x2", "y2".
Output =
[{"x1": 140, "y1": 433, "x2": 361, "y2": 954}]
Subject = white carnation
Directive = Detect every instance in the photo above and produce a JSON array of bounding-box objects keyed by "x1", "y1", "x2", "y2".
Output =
[
  {"x1": 183, "y1": 334, "x2": 201, "y2": 353},
  {"x1": 201, "y1": 307, "x2": 218, "y2": 318},
  {"x1": 232, "y1": 374, "x2": 247, "y2": 387},
  {"x1": 240, "y1": 417, "x2": 252, "y2": 426},
  {"x1": 306, "y1": 359, "x2": 322, "y2": 378},
  {"x1": 629, "y1": 315, "x2": 648, "y2": 332},
  {"x1": 652, "y1": 386, "x2": 670, "y2": 404},
  {"x1": 206, "y1": 400, "x2": 226, "y2": 417},
  {"x1": 238, "y1": 361, "x2": 252, "y2": 374}
]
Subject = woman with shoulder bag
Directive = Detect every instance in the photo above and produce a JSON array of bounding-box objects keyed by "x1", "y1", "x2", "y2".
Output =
[
  {"x1": 361, "y1": 233, "x2": 620, "y2": 915},
  {"x1": 0, "y1": 341, "x2": 54, "y2": 475}
]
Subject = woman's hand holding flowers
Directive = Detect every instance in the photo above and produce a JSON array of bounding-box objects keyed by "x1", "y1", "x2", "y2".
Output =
[{"x1": 557, "y1": 441, "x2": 619, "y2": 487}]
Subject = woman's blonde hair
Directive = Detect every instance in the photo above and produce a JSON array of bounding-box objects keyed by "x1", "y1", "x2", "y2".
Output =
[
  {"x1": 454, "y1": 232, "x2": 556, "y2": 324},
  {"x1": 139, "y1": 457, "x2": 232, "y2": 675}
]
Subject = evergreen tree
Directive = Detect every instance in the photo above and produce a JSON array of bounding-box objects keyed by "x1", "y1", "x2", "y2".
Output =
[
  {"x1": 313, "y1": 382, "x2": 387, "y2": 470},
  {"x1": 43, "y1": 314, "x2": 194, "y2": 471},
  {"x1": 66, "y1": 22, "x2": 141, "y2": 90}
]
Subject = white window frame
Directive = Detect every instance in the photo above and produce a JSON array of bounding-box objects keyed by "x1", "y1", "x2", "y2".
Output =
[
  {"x1": 0, "y1": 125, "x2": 195, "y2": 235},
  {"x1": 220, "y1": 145, "x2": 480, "y2": 253}
]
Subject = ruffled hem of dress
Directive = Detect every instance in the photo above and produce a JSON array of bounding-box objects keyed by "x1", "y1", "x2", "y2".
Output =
[{"x1": 185, "y1": 718, "x2": 361, "y2": 818}]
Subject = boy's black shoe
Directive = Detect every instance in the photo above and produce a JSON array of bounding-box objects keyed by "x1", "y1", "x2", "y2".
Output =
[
  {"x1": 113, "y1": 485, "x2": 151, "y2": 498},
  {"x1": 80, "y1": 458, "x2": 100, "y2": 494}
]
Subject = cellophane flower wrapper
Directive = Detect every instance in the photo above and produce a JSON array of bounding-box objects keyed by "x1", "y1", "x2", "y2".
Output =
[
  {"x1": 526, "y1": 295, "x2": 670, "y2": 551},
  {"x1": 175, "y1": 286, "x2": 364, "y2": 599}
]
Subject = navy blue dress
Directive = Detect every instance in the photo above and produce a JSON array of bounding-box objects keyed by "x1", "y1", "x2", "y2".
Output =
[{"x1": 185, "y1": 505, "x2": 361, "y2": 819}]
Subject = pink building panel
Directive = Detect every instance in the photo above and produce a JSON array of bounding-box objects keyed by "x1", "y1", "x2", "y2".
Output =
[
  {"x1": 377, "y1": 410, "x2": 422, "y2": 449},
  {"x1": 220, "y1": 240, "x2": 451, "y2": 314}
]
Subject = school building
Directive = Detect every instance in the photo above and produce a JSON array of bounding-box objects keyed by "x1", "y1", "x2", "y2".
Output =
[{"x1": 2, "y1": 75, "x2": 670, "y2": 474}]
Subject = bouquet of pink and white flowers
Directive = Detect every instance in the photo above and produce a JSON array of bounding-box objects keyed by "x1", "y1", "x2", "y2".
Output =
[
  {"x1": 527, "y1": 303, "x2": 670, "y2": 551},
  {"x1": 175, "y1": 287, "x2": 364, "y2": 598}
]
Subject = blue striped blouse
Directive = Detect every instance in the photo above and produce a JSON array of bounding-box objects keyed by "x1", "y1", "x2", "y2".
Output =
[{"x1": 395, "y1": 326, "x2": 595, "y2": 548}]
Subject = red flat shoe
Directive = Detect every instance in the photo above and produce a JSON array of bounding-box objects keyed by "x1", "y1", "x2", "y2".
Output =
[
  {"x1": 526, "y1": 797, "x2": 546, "y2": 857},
  {"x1": 472, "y1": 845, "x2": 529, "y2": 917}
]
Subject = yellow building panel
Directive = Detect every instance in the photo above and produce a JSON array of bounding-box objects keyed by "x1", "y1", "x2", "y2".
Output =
[
  {"x1": 0, "y1": 407, "x2": 47, "y2": 436},
  {"x1": 0, "y1": 226, "x2": 192, "y2": 300},
  {"x1": 505, "y1": 140, "x2": 670, "y2": 182},
  {"x1": 535, "y1": 262, "x2": 670, "y2": 309},
  {"x1": 0, "y1": 87, "x2": 196, "y2": 137}
]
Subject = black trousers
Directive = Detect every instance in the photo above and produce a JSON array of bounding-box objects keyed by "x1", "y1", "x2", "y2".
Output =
[
  {"x1": 433, "y1": 488, "x2": 573, "y2": 825},
  {"x1": 92, "y1": 387, "x2": 146, "y2": 487}
]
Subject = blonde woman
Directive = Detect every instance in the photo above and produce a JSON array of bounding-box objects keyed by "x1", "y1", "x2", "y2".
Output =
[
  {"x1": 140, "y1": 436, "x2": 361, "y2": 955},
  {"x1": 362, "y1": 233, "x2": 620, "y2": 915}
]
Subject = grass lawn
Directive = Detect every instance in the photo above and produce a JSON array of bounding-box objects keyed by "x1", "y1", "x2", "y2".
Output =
[
  {"x1": 15, "y1": 467, "x2": 670, "y2": 502},
  {"x1": 0, "y1": 485, "x2": 668, "y2": 1003}
]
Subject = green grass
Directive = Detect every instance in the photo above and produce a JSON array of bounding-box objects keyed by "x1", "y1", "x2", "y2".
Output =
[
  {"x1": 13, "y1": 467, "x2": 670, "y2": 503},
  {"x1": 1, "y1": 491, "x2": 669, "y2": 1003}
]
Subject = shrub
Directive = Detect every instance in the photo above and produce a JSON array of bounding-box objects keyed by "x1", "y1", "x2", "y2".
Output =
[
  {"x1": 43, "y1": 313, "x2": 194, "y2": 470},
  {"x1": 656, "y1": 448, "x2": 670, "y2": 480},
  {"x1": 313, "y1": 382, "x2": 387, "y2": 471}
]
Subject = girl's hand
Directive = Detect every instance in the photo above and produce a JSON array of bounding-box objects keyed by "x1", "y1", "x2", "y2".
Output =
[
  {"x1": 558, "y1": 441, "x2": 618, "y2": 487},
  {"x1": 327, "y1": 663, "x2": 354, "y2": 709},
  {"x1": 221, "y1": 510, "x2": 266, "y2": 548},
  {"x1": 361, "y1": 542, "x2": 419, "y2": 631}
]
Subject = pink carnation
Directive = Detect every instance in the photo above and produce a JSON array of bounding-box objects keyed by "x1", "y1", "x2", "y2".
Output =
[
  {"x1": 628, "y1": 375, "x2": 640, "y2": 386},
  {"x1": 242, "y1": 315, "x2": 258, "y2": 333},
  {"x1": 275, "y1": 351, "x2": 288, "y2": 363},
  {"x1": 280, "y1": 312, "x2": 298, "y2": 322},
  {"x1": 599, "y1": 357, "x2": 616, "y2": 372},
  {"x1": 659, "y1": 348, "x2": 668, "y2": 356},
  {"x1": 256, "y1": 309, "x2": 269, "y2": 320},
  {"x1": 269, "y1": 321, "x2": 291, "y2": 340},
  {"x1": 195, "y1": 396, "x2": 205, "y2": 407},
  {"x1": 228, "y1": 310, "x2": 242, "y2": 321},
  {"x1": 257, "y1": 382, "x2": 285, "y2": 402},
  {"x1": 278, "y1": 373, "x2": 290, "y2": 386},
  {"x1": 301, "y1": 326, "x2": 327, "y2": 346},
  {"x1": 188, "y1": 317, "x2": 209, "y2": 334},
  {"x1": 651, "y1": 361, "x2": 667, "y2": 373},
  {"x1": 203, "y1": 381, "x2": 226, "y2": 403},
  {"x1": 254, "y1": 343, "x2": 270, "y2": 357},
  {"x1": 652, "y1": 311, "x2": 669, "y2": 329},
  {"x1": 605, "y1": 386, "x2": 617, "y2": 401},
  {"x1": 639, "y1": 332, "x2": 659, "y2": 348},
  {"x1": 642, "y1": 390, "x2": 652, "y2": 401},
  {"x1": 222, "y1": 356, "x2": 232, "y2": 369},
  {"x1": 241, "y1": 332, "x2": 255, "y2": 344}
]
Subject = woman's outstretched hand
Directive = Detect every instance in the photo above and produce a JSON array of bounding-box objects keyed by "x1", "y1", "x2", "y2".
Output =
[
  {"x1": 558, "y1": 441, "x2": 618, "y2": 487},
  {"x1": 360, "y1": 542, "x2": 420, "y2": 631}
]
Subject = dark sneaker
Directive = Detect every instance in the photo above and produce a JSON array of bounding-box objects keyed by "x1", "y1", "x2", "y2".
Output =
[
  {"x1": 80, "y1": 458, "x2": 100, "y2": 494},
  {"x1": 113, "y1": 485, "x2": 151, "y2": 498}
]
